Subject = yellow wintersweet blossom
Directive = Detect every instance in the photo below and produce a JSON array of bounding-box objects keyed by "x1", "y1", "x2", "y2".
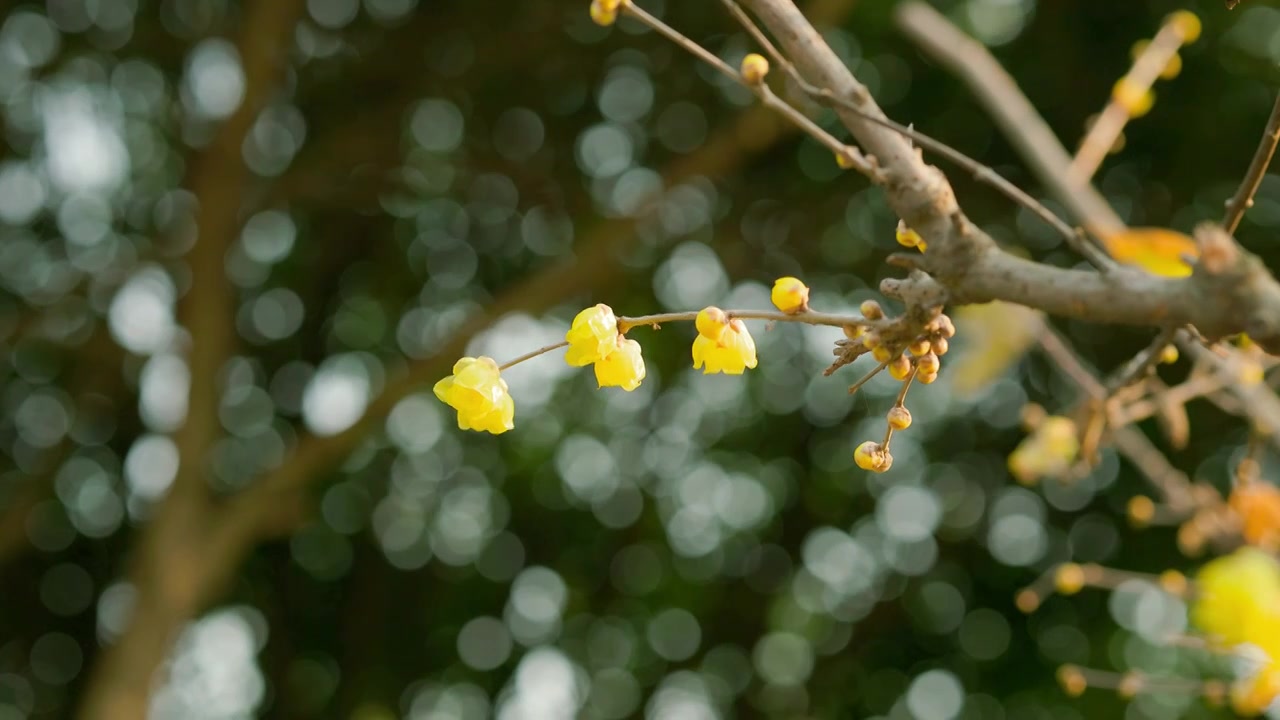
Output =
[
  {"x1": 1233, "y1": 663, "x2": 1280, "y2": 717},
  {"x1": 770, "y1": 277, "x2": 809, "y2": 314},
  {"x1": 1192, "y1": 548, "x2": 1280, "y2": 656},
  {"x1": 565, "y1": 304, "x2": 619, "y2": 367},
  {"x1": 692, "y1": 307, "x2": 758, "y2": 374},
  {"x1": 1007, "y1": 416, "x2": 1079, "y2": 484},
  {"x1": 433, "y1": 357, "x2": 515, "y2": 434},
  {"x1": 594, "y1": 337, "x2": 646, "y2": 391},
  {"x1": 896, "y1": 219, "x2": 926, "y2": 252}
]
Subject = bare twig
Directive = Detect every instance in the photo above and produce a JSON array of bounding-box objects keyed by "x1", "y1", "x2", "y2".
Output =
[{"x1": 1223, "y1": 91, "x2": 1280, "y2": 234}]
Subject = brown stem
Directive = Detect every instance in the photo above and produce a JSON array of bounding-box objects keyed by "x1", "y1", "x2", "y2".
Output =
[{"x1": 1223, "y1": 91, "x2": 1280, "y2": 234}]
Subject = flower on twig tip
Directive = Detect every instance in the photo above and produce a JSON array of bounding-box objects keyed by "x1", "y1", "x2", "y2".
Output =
[
  {"x1": 853, "y1": 441, "x2": 892, "y2": 472},
  {"x1": 692, "y1": 311, "x2": 758, "y2": 375},
  {"x1": 565, "y1": 304, "x2": 619, "y2": 367},
  {"x1": 594, "y1": 336, "x2": 646, "y2": 391},
  {"x1": 1167, "y1": 10, "x2": 1201, "y2": 44},
  {"x1": 770, "y1": 277, "x2": 809, "y2": 314},
  {"x1": 433, "y1": 357, "x2": 515, "y2": 434},
  {"x1": 740, "y1": 53, "x2": 769, "y2": 85},
  {"x1": 589, "y1": 0, "x2": 619, "y2": 26},
  {"x1": 895, "y1": 219, "x2": 927, "y2": 252}
]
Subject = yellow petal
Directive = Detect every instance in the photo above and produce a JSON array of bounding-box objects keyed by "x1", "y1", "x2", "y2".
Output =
[
  {"x1": 1101, "y1": 227, "x2": 1197, "y2": 277},
  {"x1": 595, "y1": 338, "x2": 646, "y2": 390},
  {"x1": 565, "y1": 304, "x2": 619, "y2": 366}
]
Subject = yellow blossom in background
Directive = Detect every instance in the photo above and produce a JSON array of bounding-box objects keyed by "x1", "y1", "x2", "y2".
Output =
[
  {"x1": 693, "y1": 316, "x2": 758, "y2": 375},
  {"x1": 594, "y1": 337, "x2": 646, "y2": 391},
  {"x1": 1233, "y1": 662, "x2": 1280, "y2": 717},
  {"x1": 1168, "y1": 10, "x2": 1201, "y2": 43},
  {"x1": 433, "y1": 357, "x2": 515, "y2": 434},
  {"x1": 1112, "y1": 78, "x2": 1154, "y2": 118},
  {"x1": 770, "y1": 277, "x2": 809, "y2": 314},
  {"x1": 1007, "y1": 416, "x2": 1079, "y2": 484},
  {"x1": 1192, "y1": 548, "x2": 1280, "y2": 656},
  {"x1": 565, "y1": 304, "x2": 619, "y2": 366}
]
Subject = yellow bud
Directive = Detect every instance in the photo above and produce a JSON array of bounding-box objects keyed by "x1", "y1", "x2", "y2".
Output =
[
  {"x1": 916, "y1": 351, "x2": 940, "y2": 375},
  {"x1": 1113, "y1": 78, "x2": 1154, "y2": 118},
  {"x1": 907, "y1": 338, "x2": 930, "y2": 356},
  {"x1": 842, "y1": 324, "x2": 865, "y2": 340},
  {"x1": 695, "y1": 306, "x2": 729, "y2": 341},
  {"x1": 860, "y1": 299, "x2": 884, "y2": 320},
  {"x1": 1015, "y1": 589, "x2": 1040, "y2": 614},
  {"x1": 854, "y1": 441, "x2": 883, "y2": 471},
  {"x1": 589, "y1": 0, "x2": 617, "y2": 26},
  {"x1": 935, "y1": 314, "x2": 956, "y2": 338},
  {"x1": 1128, "y1": 495, "x2": 1155, "y2": 528},
  {"x1": 861, "y1": 332, "x2": 881, "y2": 350},
  {"x1": 1168, "y1": 10, "x2": 1201, "y2": 43},
  {"x1": 917, "y1": 370, "x2": 938, "y2": 385},
  {"x1": 1058, "y1": 665, "x2": 1087, "y2": 698},
  {"x1": 871, "y1": 345, "x2": 894, "y2": 364},
  {"x1": 887, "y1": 406, "x2": 912, "y2": 431},
  {"x1": 895, "y1": 219, "x2": 925, "y2": 251},
  {"x1": 931, "y1": 336, "x2": 949, "y2": 356},
  {"x1": 1158, "y1": 569, "x2": 1188, "y2": 596},
  {"x1": 770, "y1": 276, "x2": 810, "y2": 314},
  {"x1": 740, "y1": 53, "x2": 770, "y2": 85},
  {"x1": 1159, "y1": 345, "x2": 1178, "y2": 364},
  {"x1": 1054, "y1": 563, "x2": 1086, "y2": 595},
  {"x1": 1160, "y1": 52, "x2": 1182, "y2": 80},
  {"x1": 888, "y1": 355, "x2": 912, "y2": 381},
  {"x1": 835, "y1": 150, "x2": 857, "y2": 169}
]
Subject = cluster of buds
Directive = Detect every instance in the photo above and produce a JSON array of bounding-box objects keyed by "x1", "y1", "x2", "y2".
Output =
[{"x1": 854, "y1": 302, "x2": 953, "y2": 385}]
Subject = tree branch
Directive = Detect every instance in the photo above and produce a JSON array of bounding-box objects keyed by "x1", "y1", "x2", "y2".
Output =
[{"x1": 1223, "y1": 90, "x2": 1280, "y2": 234}]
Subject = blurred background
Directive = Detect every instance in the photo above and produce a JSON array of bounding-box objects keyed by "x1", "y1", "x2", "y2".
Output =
[{"x1": 1, "y1": 0, "x2": 1279, "y2": 718}]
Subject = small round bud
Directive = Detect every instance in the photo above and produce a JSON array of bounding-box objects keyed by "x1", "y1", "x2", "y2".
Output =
[
  {"x1": 1167, "y1": 10, "x2": 1201, "y2": 43},
  {"x1": 871, "y1": 345, "x2": 894, "y2": 364},
  {"x1": 895, "y1": 220, "x2": 925, "y2": 251},
  {"x1": 936, "y1": 314, "x2": 956, "y2": 338},
  {"x1": 860, "y1": 300, "x2": 884, "y2": 320},
  {"x1": 917, "y1": 351, "x2": 940, "y2": 375},
  {"x1": 740, "y1": 53, "x2": 770, "y2": 85},
  {"x1": 1057, "y1": 665, "x2": 1087, "y2": 698},
  {"x1": 887, "y1": 406, "x2": 912, "y2": 431},
  {"x1": 1127, "y1": 495, "x2": 1155, "y2": 528},
  {"x1": 1177, "y1": 520, "x2": 1205, "y2": 556},
  {"x1": 1158, "y1": 570, "x2": 1188, "y2": 596},
  {"x1": 854, "y1": 441, "x2": 883, "y2": 471},
  {"x1": 1159, "y1": 52, "x2": 1182, "y2": 80},
  {"x1": 1054, "y1": 563, "x2": 1086, "y2": 595},
  {"x1": 589, "y1": 0, "x2": 618, "y2": 26},
  {"x1": 842, "y1": 324, "x2": 866, "y2": 340},
  {"x1": 930, "y1": 336, "x2": 949, "y2": 356},
  {"x1": 1158, "y1": 345, "x2": 1178, "y2": 364},
  {"x1": 887, "y1": 355, "x2": 912, "y2": 381},
  {"x1": 907, "y1": 338, "x2": 931, "y2": 356},
  {"x1": 1015, "y1": 589, "x2": 1040, "y2": 614},
  {"x1": 861, "y1": 332, "x2": 881, "y2": 349},
  {"x1": 1112, "y1": 78, "x2": 1154, "y2": 118},
  {"x1": 917, "y1": 370, "x2": 939, "y2": 385},
  {"x1": 770, "y1": 276, "x2": 809, "y2": 314}
]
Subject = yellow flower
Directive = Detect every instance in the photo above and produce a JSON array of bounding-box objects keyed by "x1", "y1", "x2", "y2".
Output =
[
  {"x1": 565, "y1": 304, "x2": 619, "y2": 367},
  {"x1": 692, "y1": 314, "x2": 758, "y2": 375},
  {"x1": 770, "y1": 277, "x2": 809, "y2": 314},
  {"x1": 1233, "y1": 663, "x2": 1280, "y2": 717},
  {"x1": 895, "y1": 219, "x2": 927, "y2": 252},
  {"x1": 433, "y1": 357, "x2": 515, "y2": 434},
  {"x1": 589, "y1": 0, "x2": 617, "y2": 26},
  {"x1": 741, "y1": 53, "x2": 770, "y2": 85},
  {"x1": 594, "y1": 337, "x2": 646, "y2": 391},
  {"x1": 1113, "y1": 78, "x2": 1154, "y2": 118},
  {"x1": 1007, "y1": 416, "x2": 1079, "y2": 484},
  {"x1": 1193, "y1": 548, "x2": 1280, "y2": 657}
]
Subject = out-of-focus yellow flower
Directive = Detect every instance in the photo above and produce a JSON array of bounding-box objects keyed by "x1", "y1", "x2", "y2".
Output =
[
  {"x1": 1193, "y1": 548, "x2": 1280, "y2": 656},
  {"x1": 1007, "y1": 416, "x2": 1079, "y2": 484},
  {"x1": 433, "y1": 357, "x2": 515, "y2": 434},
  {"x1": 594, "y1": 337, "x2": 646, "y2": 391},
  {"x1": 1113, "y1": 78, "x2": 1155, "y2": 118},
  {"x1": 1232, "y1": 662, "x2": 1280, "y2": 717},
  {"x1": 692, "y1": 312, "x2": 758, "y2": 375},
  {"x1": 896, "y1": 219, "x2": 927, "y2": 252},
  {"x1": 565, "y1": 304, "x2": 619, "y2": 367},
  {"x1": 740, "y1": 53, "x2": 770, "y2": 85},
  {"x1": 1231, "y1": 482, "x2": 1280, "y2": 550},
  {"x1": 771, "y1": 277, "x2": 809, "y2": 314},
  {"x1": 1168, "y1": 10, "x2": 1201, "y2": 44},
  {"x1": 589, "y1": 0, "x2": 618, "y2": 26}
]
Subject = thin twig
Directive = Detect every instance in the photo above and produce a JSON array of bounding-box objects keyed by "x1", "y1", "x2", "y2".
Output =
[
  {"x1": 1223, "y1": 91, "x2": 1280, "y2": 233},
  {"x1": 1070, "y1": 18, "x2": 1188, "y2": 182},
  {"x1": 1106, "y1": 327, "x2": 1178, "y2": 394},
  {"x1": 498, "y1": 341, "x2": 569, "y2": 371},
  {"x1": 619, "y1": 308, "x2": 869, "y2": 332}
]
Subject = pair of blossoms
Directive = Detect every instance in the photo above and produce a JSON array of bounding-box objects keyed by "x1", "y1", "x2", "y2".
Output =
[{"x1": 432, "y1": 278, "x2": 813, "y2": 433}]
